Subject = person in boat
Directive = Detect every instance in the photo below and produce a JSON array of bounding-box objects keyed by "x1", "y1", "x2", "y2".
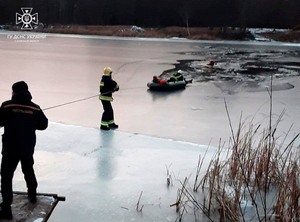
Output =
[
  {"x1": 167, "y1": 70, "x2": 189, "y2": 83},
  {"x1": 152, "y1": 76, "x2": 167, "y2": 85}
]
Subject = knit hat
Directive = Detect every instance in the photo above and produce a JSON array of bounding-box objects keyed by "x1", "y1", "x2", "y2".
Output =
[{"x1": 12, "y1": 81, "x2": 29, "y2": 93}]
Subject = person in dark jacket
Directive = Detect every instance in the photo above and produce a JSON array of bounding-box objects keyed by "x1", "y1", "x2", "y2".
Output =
[
  {"x1": 99, "y1": 67, "x2": 119, "y2": 130},
  {"x1": 0, "y1": 81, "x2": 48, "y2": 220},
  {"x1": 167, "y1": 70, "x2": 185, "y2": 82}
]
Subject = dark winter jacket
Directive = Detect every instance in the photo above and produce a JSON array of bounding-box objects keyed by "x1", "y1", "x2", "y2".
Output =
[
  {"x1": 0, "y1": 91, "x2": 48, "y2": 156},
  {"x1": 168, "y1": 73, "x2": 184, "y2": 82},
  {"x1": 99, "y1": 75, "x2": 119, "y2": 101}
]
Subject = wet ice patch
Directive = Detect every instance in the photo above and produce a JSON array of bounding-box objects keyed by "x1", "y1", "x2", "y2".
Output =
[{"x1": 162, "y1": 47, "x2": 300, "y2": 93}]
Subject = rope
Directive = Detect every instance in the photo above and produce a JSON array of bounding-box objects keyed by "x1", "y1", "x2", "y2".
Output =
[
  {"x1": 43, "y1": 86, "x2": 145, "y2": 111},
  {"x1": 43, "y1": 94, "x2": 99, "y2": 111},
  {"x1": 43, "y1": 64, "x2": 125, "y2": 111}
]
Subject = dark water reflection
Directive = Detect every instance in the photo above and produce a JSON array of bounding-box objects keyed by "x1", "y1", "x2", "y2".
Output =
[{"x1": 160, "y1": 45, "x2": 300, "y2": 93}]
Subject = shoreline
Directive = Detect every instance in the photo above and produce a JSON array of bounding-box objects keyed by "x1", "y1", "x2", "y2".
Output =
[{"x1": 2, "y1": 25, "x2": 300, "y2": 43}]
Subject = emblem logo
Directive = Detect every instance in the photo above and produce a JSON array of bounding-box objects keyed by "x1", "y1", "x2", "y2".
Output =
[{"x1": 16, "y1": 8, "x2": 38, "y2": 30}]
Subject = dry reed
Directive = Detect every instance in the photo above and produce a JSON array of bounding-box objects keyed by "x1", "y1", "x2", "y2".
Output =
[{"x1": 170, "y1": 77, "x2": 300, "y2": 221}]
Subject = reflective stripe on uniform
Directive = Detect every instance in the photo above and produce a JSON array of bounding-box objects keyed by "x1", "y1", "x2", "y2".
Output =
[
  {"x1": 99, "y1": 95, "x2": 113, "y2": 101},
  {"x1": 101, "y1": 120, "x2": 114, "y2": 127},
  {"x1": 173, "y1": 76, "x2": 179, "y2": 81},
  {"x1": 101, "y1": 121, "x2": 109, "y2": 127},
  {"x1": 100, "y1": 82, "x2": 104, "y2": 87},
  {"x1": 3, "y1": 104, "x2": 41, "y2": 111}
]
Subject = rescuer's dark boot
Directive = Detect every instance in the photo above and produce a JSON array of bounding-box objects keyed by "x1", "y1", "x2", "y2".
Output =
[
  {"x1": 109, "y1": 123, "x2": 118, "y2": 129},
  {"x1": 0, "y1": 203, "x2": 13, "y2": 220},
  {"x1": 28, "y1": 189, "x2": 37, "y2": 203},
  {"x1": 100, "y1": 125, "x2": 110, "y2": 130}
]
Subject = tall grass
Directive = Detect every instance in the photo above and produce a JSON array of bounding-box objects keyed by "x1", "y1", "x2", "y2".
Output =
[{"x1": 171, "y1": 78, "x2": 300, "y2": 221}]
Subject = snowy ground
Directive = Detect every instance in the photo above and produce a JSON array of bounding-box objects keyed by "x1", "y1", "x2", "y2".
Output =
[{"x1": 0, "y1": 31, "x2": 299, "y2": 221}]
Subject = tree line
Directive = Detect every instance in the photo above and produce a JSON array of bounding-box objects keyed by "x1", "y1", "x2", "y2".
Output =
[{"x1": 0, "y1": 0, "x2": 299, "y2": 29}]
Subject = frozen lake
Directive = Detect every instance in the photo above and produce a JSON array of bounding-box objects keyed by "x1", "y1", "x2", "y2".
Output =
[
  {"x1": 0, "y1": 31, "x2": 299, "y2": 221},
  {"x1": 1, "y1": 32, "x2": 299, "y2": 146}
]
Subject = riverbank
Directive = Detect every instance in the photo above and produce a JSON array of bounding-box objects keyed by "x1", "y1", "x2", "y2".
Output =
[
  {"x1": 42, "y1": 25, "x2": 252, "y2": 40},
  {"x1": 4, "y1": 25, "x2": 300, "y2": 43}
]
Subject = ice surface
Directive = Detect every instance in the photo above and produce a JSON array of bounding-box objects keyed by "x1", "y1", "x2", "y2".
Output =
[
  {"x1": 12, "y1": 122, "x2": 215, "y2": 222},
  {"x1": 0, "y1": 31, "x2": 299, "y2": 221}
]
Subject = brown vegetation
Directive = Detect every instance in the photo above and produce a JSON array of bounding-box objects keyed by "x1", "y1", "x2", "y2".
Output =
[
  {"x1": 262, "y1": 30, "x2": 300, "y2": 43},
  {"x1": 41, "y1": 25, "x2": 230, "y2": 40},
  {"x1": 169, "y1": 84, "x2": 300, "y2": 221},
  {"x1": 40, "y1": 25, "x2": 300, "y2": 42}
]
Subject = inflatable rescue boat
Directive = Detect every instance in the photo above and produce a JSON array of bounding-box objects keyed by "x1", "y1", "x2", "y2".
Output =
[{"x1": 147, "y1": 80, "x2": 187, "y2": 91}]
